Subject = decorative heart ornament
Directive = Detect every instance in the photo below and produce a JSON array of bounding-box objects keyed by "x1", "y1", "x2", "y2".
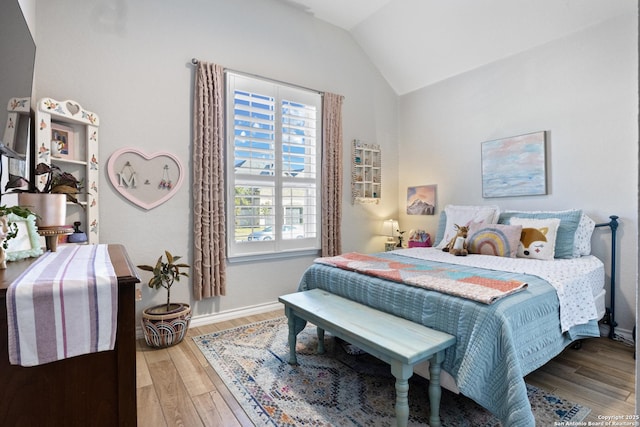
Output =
[
  {"x1": 65, "y1": 101, "x2": 81, "y2": 116},
  {"x1": 107, "y1": 148, "x2": 184, "y2": 210}
]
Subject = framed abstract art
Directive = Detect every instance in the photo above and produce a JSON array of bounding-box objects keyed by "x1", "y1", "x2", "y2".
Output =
[{"x1": 481, "y1": 131, "x2": 547, "y2": 198}]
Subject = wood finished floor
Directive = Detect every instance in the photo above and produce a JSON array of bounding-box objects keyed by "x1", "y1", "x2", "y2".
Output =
[{"x1": 136, "y1": 310, "x2": 636, "y2": 426}]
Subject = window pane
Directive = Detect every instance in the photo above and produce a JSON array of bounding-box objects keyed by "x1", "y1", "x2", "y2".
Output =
[
  {"x1": 233, "y1": 184, "x2": 275, "y2": 242},
  {"x1": 282, "y1": 185, "x2": 317, "y2": 240},
  {"x1": 282, "y1": 99, "x2": 316, "y2": 179},
  {"x1": 233, "y1": 90, "x2": 276, "y2": 176}
]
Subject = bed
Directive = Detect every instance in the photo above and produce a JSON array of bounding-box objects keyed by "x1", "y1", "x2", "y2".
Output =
[{"x1": 296, "y1": 206, "x2": 619, "y2": 426}]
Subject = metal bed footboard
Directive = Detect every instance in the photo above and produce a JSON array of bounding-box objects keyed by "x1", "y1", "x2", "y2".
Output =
[{"x1": 594, "y1": 215, "x2": 619, "y2": 339}]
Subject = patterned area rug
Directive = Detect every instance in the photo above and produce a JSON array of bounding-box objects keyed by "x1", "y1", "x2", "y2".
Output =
[{"x1": 193, "y1": 317, "x2": 591, "y2": 426}]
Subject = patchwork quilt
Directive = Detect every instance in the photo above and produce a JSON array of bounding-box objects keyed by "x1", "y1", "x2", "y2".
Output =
[{"x1": 316, "y1": 252, "x2": 528, "y2": 304}]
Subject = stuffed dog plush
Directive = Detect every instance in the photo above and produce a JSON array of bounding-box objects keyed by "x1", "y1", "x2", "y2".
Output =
[{"x1": 442, "y1": 224, "x2": 469, "y2": 256}]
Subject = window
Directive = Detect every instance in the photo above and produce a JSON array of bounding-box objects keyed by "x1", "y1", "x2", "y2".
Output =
[{"x1": 226, "y1": 73, "x2": 322, "y2": 257}]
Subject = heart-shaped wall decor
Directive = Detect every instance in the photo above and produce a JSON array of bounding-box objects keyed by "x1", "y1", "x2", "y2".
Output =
[
  {"x1": 65, "y1": 101, "x2": 80, "y2": 116},
  {"x1": 107, "y1": 148, "x2": 184, "y2": 210}
]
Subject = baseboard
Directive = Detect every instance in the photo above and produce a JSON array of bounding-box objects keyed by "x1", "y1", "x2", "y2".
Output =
[
  {"x1": 599, "y1": 323, "x2": 636, "y2": 346},
  {"x1": 136, "y1": 301, "x2": 283, "y2": 339},
  {"x1": 136, "y1": 302, "x2": 635, "y2": 347},
  {"x1": 190, "y1": 301, "x2": 283, "y2": 328}
]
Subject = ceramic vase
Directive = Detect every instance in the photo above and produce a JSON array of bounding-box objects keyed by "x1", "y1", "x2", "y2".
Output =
[{"x1": 18, "y1": 193, "x2": 67, "y2": 227}]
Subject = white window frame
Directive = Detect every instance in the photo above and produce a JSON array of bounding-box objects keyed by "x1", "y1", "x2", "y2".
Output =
[{"x1": 226, "y1": 72, "x2": 322, "y2": 259}]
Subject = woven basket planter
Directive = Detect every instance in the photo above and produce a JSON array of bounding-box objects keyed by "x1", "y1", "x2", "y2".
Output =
[{"x1": 141, "y1": 303, "x2": 192, "y2": 348}]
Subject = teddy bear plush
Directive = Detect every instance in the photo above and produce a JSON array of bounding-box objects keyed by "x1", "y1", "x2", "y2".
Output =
[{"x1": 442, "y1": 224, "x2": 469, "y2": 256}]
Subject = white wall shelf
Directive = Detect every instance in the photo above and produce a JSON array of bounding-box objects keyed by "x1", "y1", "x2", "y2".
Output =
[
  {"x1": 351, "y1": 139, "x2": 381, "y2": 204},
  {"x1": 35, "y1": 98, "x2": 100, "y2": 244}
]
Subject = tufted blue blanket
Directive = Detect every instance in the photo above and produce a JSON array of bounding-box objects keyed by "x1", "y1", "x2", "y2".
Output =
[{"x1": 298, "y1": 251, "x2": 600, "y2": 426}]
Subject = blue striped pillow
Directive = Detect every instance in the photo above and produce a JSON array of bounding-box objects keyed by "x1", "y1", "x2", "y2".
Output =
[{"x1": 435, "y1": 211, "x2": 447, "y2": 244}]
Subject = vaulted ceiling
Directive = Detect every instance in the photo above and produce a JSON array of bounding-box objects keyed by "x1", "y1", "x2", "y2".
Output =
[{"x1": 280, "y1": 0, "x2": 637, "y2": 95}]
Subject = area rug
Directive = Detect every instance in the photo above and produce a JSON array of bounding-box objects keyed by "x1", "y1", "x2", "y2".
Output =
[{"x1": 193, "y1": 317, "x2": 591, "y2": 426}]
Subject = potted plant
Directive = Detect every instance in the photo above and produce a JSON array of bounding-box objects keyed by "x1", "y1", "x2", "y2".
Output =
[
  {"x1": 10, "y1": 162, "x2": 85, "y2": 227},
  {"x1": 137, "y1": 250, "x2": 191, "y2": 348},
  {"x1": 35, "y1": 162, "x2": 85, "y2": 205}
]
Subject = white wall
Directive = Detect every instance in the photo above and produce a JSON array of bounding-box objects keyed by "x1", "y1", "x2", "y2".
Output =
[
  {"x1": 398, "y1": 14, "x2": 638, "y2": 334},
  {"x1": 33, "y1": 0, "x2": 398, "y2": 322},
  {"x1": 17, "y1": 0, "x2": 35, "y2": 38}
]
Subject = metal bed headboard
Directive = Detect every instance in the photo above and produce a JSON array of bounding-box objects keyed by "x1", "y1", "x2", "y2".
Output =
[{"x1": 594, "y1": 215, "x2": 619, "y2": 339}]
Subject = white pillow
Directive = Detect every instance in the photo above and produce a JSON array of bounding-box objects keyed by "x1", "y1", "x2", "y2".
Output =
[
  {"x1": 509, "y1": 217, "x2": 561, "y2": 260},
  {"x1": 436, "y1": 205, "x2": 500, "y2": 249},
  {"x1": 573, "y1": 213, "x2": 596, "y2": 257}
]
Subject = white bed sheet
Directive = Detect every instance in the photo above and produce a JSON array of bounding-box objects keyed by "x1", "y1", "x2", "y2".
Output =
[{"x1": 594, "y1": 288, "x2": 607, "y2": 320}]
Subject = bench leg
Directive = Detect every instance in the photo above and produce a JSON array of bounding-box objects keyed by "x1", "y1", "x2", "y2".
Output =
[
  {"x1": 428, "y1": 351, "x2": 445, "y2": 427},
  {"x1": 390, "y1": 362, "x2": 413, "y2": 427},
  {"x1": 316, "y1": 327, "x2": 325, "y2": 354},
  {"x1": 284, "y1": 307, "x2": 298, "y2": 365}
]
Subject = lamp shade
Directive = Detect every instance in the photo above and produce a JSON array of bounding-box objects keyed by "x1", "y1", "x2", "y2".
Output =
[{"x1": 381, "y1": 219, "x2": 399, "y2": 238}]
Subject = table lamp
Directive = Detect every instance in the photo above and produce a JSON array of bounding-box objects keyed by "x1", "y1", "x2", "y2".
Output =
[{"x1": 381, "y1": 219, "x2": 399, "y2": 251}]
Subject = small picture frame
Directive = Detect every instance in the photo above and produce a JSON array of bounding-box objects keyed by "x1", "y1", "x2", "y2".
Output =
[
  {"x1": 5, "y1": 213, "x2": 43, "y2": 261},
  {"x1": 406, "y1": 184, "x2": 437, "y2": 215},
  {"x1": 51, "y1": 122, "x2": 74, "y2": 159}
]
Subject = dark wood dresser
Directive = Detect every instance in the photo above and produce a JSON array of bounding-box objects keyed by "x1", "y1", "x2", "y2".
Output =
[{"x1": 0, "y1": 244, "x2": 139, "y2": 426}]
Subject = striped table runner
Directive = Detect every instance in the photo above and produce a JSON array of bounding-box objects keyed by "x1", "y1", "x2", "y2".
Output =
[{"x1": 6, "y1": 244, "x2": 117, "y2": 367}]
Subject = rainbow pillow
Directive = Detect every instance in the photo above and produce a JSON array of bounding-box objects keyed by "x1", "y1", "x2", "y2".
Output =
[{"x1": 467, "y1": 222, "x2": 523, "y2": 258}]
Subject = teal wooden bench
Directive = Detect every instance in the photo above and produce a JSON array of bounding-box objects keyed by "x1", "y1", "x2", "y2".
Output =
[{"x1": 278, "y1": 289, "x2": 456, "y2": 427}]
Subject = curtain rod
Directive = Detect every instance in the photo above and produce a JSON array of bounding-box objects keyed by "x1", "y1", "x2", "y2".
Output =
[{"x1": 190, "y1": 57, "x2": 323, "y2": 96}]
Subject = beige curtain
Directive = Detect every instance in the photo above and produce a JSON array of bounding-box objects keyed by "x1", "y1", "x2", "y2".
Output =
[
  {"x1": 193, "y1": 61, "x2": 226, "y2": 298},
  {"x1": 321, "y1": 93, "x2": 344, "y2": 257}
]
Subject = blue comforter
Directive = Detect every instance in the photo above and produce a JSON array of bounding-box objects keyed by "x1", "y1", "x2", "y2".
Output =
[{"x1": 297, "y1": 251, "x2": 600, "y2": 426}]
